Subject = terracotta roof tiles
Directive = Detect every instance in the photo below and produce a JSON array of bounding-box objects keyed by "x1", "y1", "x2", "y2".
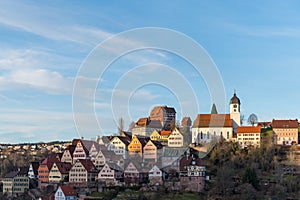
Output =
[
  {"x1": 237, "y1": 126, "x2": 261, "y2": 134},
  {"x1": 192, "y1": 114, "x2": 232, "y2": 128},
  {"x1": 272, "y1": 119, "x2": 298, "y2": 129},
  {"x1": 60, "y1": 185, "x2": 77, "y2": 197}
]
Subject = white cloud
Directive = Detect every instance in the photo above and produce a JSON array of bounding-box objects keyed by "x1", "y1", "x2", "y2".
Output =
[{"x1": 0, "y1": 68, "x2": 73, "y2": 94}]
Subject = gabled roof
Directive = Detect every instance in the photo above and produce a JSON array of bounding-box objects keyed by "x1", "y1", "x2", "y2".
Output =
[
  {"x1": 115, "y1": 136, "x2": 131, "y2": 146},
  {"x1": 107, "y1": 163, "x2": 123, "y2": 171},
  {"x1": 65, "y1": 145, "x2": 76, "y2": 156},
  {"x1": 272, "y1": 119, "x2": 298, "y2": 129},
  {"x1": 135, "y1": 117, "x2": 162, "y2": 129},
  {"x1": 257, "y1": 122, "x2": 272, "y2": 127},
  {"x1": 237, "y1": 126, "x2": 261, "y2": 134},
  {"x1": 78, "y1": 159, "x2": 98, "y2": 173},
  {"x1": 55, "y1": 162, "x2": 72, "y2": 174},
  {"x1": 101, "y1": 149, "x2": 123, "y2": 161},
  {"x1": 120, "y1": 131, "x2": 132, "y2": 139},
  {"x1": 136, "y1": 136, "x2": 150, "y2": 147},
  {"x1": 30, "y1": 162, "x2": 40, "y2": 175},
  {"x1": 18, "y1": 166, "x2": 29, "y2": 175},
  {"x1": 151, "y1": 105, "x2": 176, "y2": 114},
  {"x1": 4, "y1": 167, "x2": 29, "y2": 178},
  {"x1": 97, "y1": 136, "x2": 112, "y2": 144},
  {"x1": 81, "y1": 139, "x2": 99, "y2": 151},
  {"x1": 59, "y1": 185, "x2": 77, "y2": 197},
  {"x1": 192, "y1": 114, "x2": 233, "y2": 128},
  {"x1": 41, "y1": 156, "x2": 60, "y2": 170},
  {"x1": 4, "y1": 171, "x2": 19, "y2": 178},
  {"x1": 181, "y1": 117, "x2": 192, "y2": 127},
  {"x1": 179, "y1": 156, "x2": 203, "y2": 171},
  {"x1": 144, "y1": 140, "x2": 163, "y2": 150}
]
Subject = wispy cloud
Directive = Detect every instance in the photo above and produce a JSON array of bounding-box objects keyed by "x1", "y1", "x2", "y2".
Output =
[
  {"x1": 0, "y1": 68, "x2": 73, "y2": 94},
  {"x1": 0, "y1": 108, "x2": 76, "y2": 142},
  {"x1": 226, "y1": 23, "x2": 300, "y2": 38}
]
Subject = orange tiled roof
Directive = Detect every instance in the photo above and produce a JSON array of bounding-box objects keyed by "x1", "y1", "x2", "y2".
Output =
[
  {"x1": 192, "y1": 114, "x2": 232, "y2": 128},
  {"x1": 237, "y1": 126, "x2": 261, "y2": 134},
  {"x1": 160, "y1": 130, "x2": 171, "y2": 136},
  {"x1": 136, "y1": 117, "x2": 149, "y2": 127}
]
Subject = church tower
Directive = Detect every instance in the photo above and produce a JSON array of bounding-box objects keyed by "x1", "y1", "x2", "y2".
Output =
[{"x1": 230, "y1": 90, "x2": 241, "y2": 129}]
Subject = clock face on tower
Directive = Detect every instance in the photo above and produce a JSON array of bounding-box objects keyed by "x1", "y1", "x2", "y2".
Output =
[{"x1": 233, "y1": 104, "x2": 237, "y2": 108}]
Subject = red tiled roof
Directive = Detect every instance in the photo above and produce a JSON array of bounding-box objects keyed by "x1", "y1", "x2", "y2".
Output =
[
  {"x1": 160, "y1": 130, "x2": 171, "y2": 136},
  {"x1": 237, "y1": 126, "x2": 261, "y2": 134},
  {"x1": 65, "y1": 145, "x2": 76, "y2": 156},
  {"x1": 192, "y1": 114, "x2": 232, "y2": 128},
  {"x1": 41, "y1": 156, "x2": 60, "y2": 170},
  {"x1": 78, "y1": 159, "x2": 98, "y2": 173},
  {"x1": 272, "y1": 119, "x2": 298, "y2": 129},
  {"x1": 60, "y1": 185, "x2": 77, "y2": 197},
  {"x1": 55, "y1": 162, "x2": 72, "y2": 174}
]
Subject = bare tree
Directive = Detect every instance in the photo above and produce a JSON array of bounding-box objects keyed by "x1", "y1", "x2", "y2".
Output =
[
  {"x1": 118, "y1": 117, "x2": 124, "y2": 134},
  {"x1": 247, "y1": 113, "x2": 258, "y2": 126},
  {"x1": 240, "y1": 114, "x2": 245, "y2": 126},
  {"x1": 128, "y1": 121, "x2": 136, "y2": 132}
]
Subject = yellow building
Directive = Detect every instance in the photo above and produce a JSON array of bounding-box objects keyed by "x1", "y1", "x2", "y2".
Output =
[
  {"x1": 128, "y1": 135, "x2": 143, "y2": 156},
  {"x1": 272, "y1": 119, "x2": 299, "y2": 145},
  {"x1": 150, "y1": 130, "x2": 161, "y2": 141},
  {"x1": 48, "y1": 162, "x2": 72, "y2": 183}
]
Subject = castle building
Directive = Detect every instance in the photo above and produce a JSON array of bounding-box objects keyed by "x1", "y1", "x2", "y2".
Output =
[{"x1": 149, "y1": 105, "x2": 176, "y2": 130}]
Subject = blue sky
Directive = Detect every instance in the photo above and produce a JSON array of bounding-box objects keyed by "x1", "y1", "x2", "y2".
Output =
[{"x1": 1, "y1": 1, "x2": 300, "y2": 143}]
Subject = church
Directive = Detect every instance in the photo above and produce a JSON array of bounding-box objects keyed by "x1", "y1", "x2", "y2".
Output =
[{"x1": 191, "y1": 91, "x2": 241, "y2": 144}]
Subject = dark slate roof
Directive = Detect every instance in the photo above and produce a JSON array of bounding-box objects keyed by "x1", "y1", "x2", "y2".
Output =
[
  {"x1": 117, "y1": 136, "x2": 131, "y2": 146},
  {"x1": 107, "y1": 163, "x2": 123, "y2": 171},
  {"x1": 31, "y1": 162, "x2": 40, "y2": 176},
  {"x1": 179, "y1": 156, "x2": 203, "y2": 171},
  {"x1": 163, "y1": 147, "x2": 188, "y2": 157},
  {"x1": 230, "y1": 92, "x2": 241, "y2": 105},
  {"x1": 4, "y1": 171, "x2": 19, "y2": 178},
  {"x1": 4, "y1": 167, "x2": 29, "y2": 178}
]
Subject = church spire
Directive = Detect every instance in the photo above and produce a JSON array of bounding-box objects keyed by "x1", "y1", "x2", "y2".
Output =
[{"x1": 211, "y1": 103, "x2": 218, "y2": 114}]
